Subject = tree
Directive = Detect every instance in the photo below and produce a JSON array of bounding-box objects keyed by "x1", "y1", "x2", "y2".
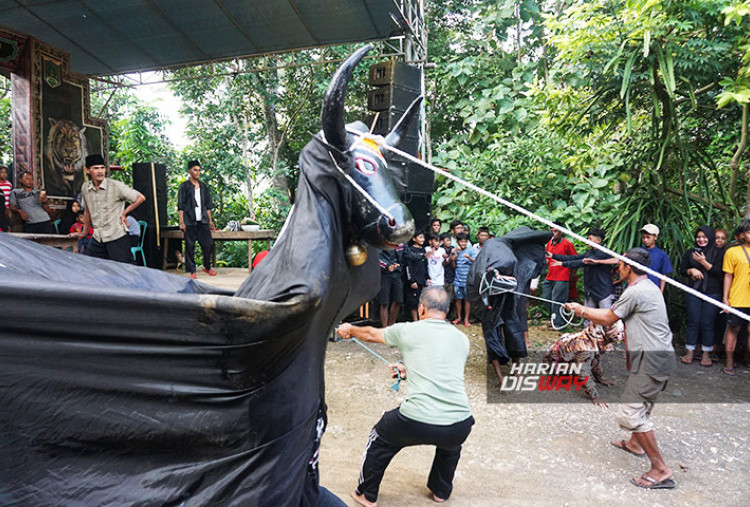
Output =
[
  {"x1": 0, "y1": 76, "x2": 11, "y2": 166},
  {"x1": 166, "y1": 48, "x2": 371, "y2": 228}
]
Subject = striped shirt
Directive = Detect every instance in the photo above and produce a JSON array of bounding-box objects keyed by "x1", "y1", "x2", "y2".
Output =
[
  {"x1": 0, "y1": 180, "x2": 11, "y2": 208},
  {"x1": 453, "y1": 246, "x2": 476, "y2": 287}
]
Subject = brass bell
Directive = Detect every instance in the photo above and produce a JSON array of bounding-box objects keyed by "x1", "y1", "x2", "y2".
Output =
[{"x1": 346, "y1": 242, "x2": 368, "y2": 266}]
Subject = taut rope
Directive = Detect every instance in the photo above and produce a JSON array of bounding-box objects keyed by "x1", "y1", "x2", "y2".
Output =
[{"x1": 346, "y1": 128, "x2": 750, "y2": 323}]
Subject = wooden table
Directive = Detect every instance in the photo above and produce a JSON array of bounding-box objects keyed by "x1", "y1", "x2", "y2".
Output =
[
  {"x1": 160, "y1": 228, "x2": 276, "y2": 272},
  {"x1": 9, "y1": 232, "x2": 79, "y2": 253}
]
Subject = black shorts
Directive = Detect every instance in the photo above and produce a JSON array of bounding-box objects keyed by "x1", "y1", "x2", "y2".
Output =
[
  {"x1": 726, "y1": 307, "x2": 750, "y2": 328},
  {"x1": 404, "y1": 283, "x2": 424, "y2": 310},
  {"x1": 379, "y1": 274, "x2": 403, "y2": 305}
]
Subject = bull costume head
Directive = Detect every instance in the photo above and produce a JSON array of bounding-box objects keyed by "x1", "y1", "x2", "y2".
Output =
[{"x1": 321, "y1": 45, "x2": 417, "y2": 255}]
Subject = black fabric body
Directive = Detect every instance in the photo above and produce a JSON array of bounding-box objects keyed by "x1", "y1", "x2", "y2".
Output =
[
  {"x1": 467, "y1": 226, "x2": 551, "y2": 364},
  {"x1": 0, "y1": 128, "x2": 383, "y2": 505}
]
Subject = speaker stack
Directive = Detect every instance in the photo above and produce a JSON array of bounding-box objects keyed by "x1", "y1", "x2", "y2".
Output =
[
  {"x1": 366, "y1": 60, "x2": 432, "y2": 231},
  {"x1": 131, "y1": 163, "x2": 168, "y2": 269}
]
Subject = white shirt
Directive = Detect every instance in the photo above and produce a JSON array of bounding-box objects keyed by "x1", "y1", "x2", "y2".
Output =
[
  {"x1": 425, "y1": 246, "x2": 446, "y2": 285},
  {"x1": 194, "y1": 187, "x2": 202, "y2": 221}
]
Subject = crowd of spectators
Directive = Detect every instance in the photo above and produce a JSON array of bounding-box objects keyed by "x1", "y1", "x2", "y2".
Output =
[
  {"x1": 378, "y1": 218, "x2": 491, "y2": 328},
  {"x1": 376, "y1": 217, "x2": 750, "y2": 376}
]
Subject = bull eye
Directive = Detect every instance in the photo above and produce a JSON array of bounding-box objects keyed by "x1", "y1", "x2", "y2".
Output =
[{"x1": 355, "y1": 156, "x2": 378, "y2": 176}]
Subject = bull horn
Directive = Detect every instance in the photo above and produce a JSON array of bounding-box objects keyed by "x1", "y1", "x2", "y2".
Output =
[
  {"x1": 384, "y1": 96, "x2": 423, "y2": 147},
  {"x1": 322, "y1": 44, "x2": 372, "y2": 151}
]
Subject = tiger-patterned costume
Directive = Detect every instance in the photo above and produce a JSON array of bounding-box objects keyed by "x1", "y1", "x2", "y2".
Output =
[
  {"x1": 44, "y1": 118, "x2": 88, "y2": 198},
  {"x1": 543, "y1": 321, "x2": 624, "y2": 400}
]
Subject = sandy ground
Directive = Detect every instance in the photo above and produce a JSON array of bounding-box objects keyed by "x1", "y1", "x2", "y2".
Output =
[
  {"x1": 319, "y1": 324, "x2": 750, "y2": 507},
  {"x1": 193, "y1": 270, "x2": 750, "y2": 506}
]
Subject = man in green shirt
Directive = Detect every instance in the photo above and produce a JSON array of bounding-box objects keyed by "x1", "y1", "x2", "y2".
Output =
[{"x1": 336, "y1": 286, "x2": 474, "y2": 506}]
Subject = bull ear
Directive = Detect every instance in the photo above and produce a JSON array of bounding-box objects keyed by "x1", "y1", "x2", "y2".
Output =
[
  {"x1": 321, "y1": 45, "x2": 372, "y2": 152},
  {"x1": 384, "y1": 96, "x2": 423, "y2": 148}
]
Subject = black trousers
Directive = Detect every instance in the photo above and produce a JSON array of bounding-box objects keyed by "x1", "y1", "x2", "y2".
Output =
[
  {"x1": 85, "y1": 235, "x2": 134, "y2": 264},
  {"x1": 356, "y1": 408, "x2": 474, "y2": 502},
  {"x1": 184, "y1": 222, "x2": 213, "y2": 273},
  {"x1": 24, "y1": 220, "x2": 54, "y2": 234}
]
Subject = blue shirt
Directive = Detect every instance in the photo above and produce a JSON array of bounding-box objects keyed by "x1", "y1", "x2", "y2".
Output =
[
  {"x1": 453, "y1": 246, "x2": 476, "y2": 287},
  {"x1": 646, "y1": 245, "x2": 673, "y2": 287}
]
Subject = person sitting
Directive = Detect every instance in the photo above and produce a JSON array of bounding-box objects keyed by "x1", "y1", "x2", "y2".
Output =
[
  {"x1": 126, "y1": 215, "x2": 141, "y2": 248},
  {"x1": 59, "y1": 200, "x2": 81, "y2": 235},
  {"x1": 9, "y1": 172, "x2": 54, "y2": 234}
]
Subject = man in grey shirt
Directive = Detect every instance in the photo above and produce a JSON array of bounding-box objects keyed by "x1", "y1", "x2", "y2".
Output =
[
  {"x1": 566, "y1": 248, "x2": 677, "y2": 490},
  {"x1": 9, "y1": 171, "x2": 54, "y2": 233},
  {"x1": 76, "y1": 154, "x2": 145, "y2": 264}
]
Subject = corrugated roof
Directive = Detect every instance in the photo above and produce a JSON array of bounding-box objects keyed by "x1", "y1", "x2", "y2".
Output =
[{"x1": 0, "y1": 0, "x2": 405, "y2": 76}]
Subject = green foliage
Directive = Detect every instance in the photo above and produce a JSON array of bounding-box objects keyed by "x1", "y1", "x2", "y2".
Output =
[{"x1": 0, "y1": 76, "x2": 11, "y2": 166}]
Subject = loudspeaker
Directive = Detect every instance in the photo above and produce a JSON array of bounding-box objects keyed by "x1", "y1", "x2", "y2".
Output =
[
  {"x1": 366, "y1": 60, "x2": 432, "y2": 199},
  {"x1": 131, "y1": 163, "x2": 168, "y2": 269},
  {"x1": 401, "y1": 192, "x2": 432, "y2": 232}
]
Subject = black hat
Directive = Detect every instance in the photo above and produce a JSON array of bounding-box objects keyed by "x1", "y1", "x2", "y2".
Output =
[
  {"x1": 85, "y1": 154, "x2": 106, "y2": 167},
  {"x1": 188, "y1": 160, "x2": 200, "y2": 170}
]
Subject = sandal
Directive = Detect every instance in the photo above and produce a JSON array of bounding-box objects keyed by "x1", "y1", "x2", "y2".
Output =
[
  {"x1": 463, "y1": 322, "x2": 471, "y2": 327},
  {"x1": 451, "y1": 319, "x2": 461, "y2": 325},
  {"x1": 680, "y1": 352, "x2": 694, "y2": 365},
  {"x1": 700, "y1": 356, "x2": 712, "y2": 367},
  {"x1": 722, "y1": 367, "x2": 736, "y2": 376}
]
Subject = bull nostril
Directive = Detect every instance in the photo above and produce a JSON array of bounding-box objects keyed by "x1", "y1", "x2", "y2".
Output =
[{"x1": 388, "y1": 217, "x2": 397, "y2": 228}]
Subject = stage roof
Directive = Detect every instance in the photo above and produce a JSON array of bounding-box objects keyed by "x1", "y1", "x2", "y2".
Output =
[{"x1": 0, "y1": 0, "x2": 406, "y2": 76}]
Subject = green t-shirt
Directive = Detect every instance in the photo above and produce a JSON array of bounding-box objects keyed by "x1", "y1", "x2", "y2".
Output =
[{"x1": 384, "y1": 318, "x2": 472, "y2": 425}]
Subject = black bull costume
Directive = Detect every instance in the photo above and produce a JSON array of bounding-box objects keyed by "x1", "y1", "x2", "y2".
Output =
[
  {"x1": 467, "y1": 227, "x2": 553, "y2": 365},
  {"x1": 0, "y1": 46, "x2": 417, "y2": 505}
]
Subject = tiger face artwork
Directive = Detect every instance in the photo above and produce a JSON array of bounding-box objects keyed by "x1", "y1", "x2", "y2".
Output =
[{"x1": 43, "y1": 118, "x2": 88, "y2": 197}]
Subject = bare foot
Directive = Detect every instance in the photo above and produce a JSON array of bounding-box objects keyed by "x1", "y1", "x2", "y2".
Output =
[
  {"x1": 611, "y1": 438, "x2": 645, "y2": 456},
  {"x1": 432, "y1": 492, "x2": 446, "y2": 503},
  {"x1": 351, "y1": 490, "x2": 377, "y2": 507}
]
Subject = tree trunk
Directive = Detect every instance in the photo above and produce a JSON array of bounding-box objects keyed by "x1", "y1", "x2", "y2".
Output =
[
  {"x1": 258, "y1": 75, "x2": 291, "y2": 208},
  {"x1": 731, "y1": 103, "x2": 750, "y2": 216}
]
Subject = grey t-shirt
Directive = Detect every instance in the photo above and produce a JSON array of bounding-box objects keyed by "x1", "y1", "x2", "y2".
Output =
[
  {"x1": 384, "y1": 319, "x2": 472, "y2": 425},
  {"x1": 613, "y1": 277, "x2": 676, "y2": 375},
  {"x1": 9, "y1": 189, "x2": 50, "y2": 224}
]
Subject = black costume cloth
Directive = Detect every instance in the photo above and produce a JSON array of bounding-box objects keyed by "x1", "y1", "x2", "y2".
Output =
[
  {"x1": 467, "y1": 227, "x2": 551, "y2": 364},
  {"x1": 0, "y1": 126, "x2": 381, "y2": 505}
]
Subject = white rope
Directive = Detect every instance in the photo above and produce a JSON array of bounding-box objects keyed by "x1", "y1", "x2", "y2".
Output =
[
  {"x1": 328, "y1": 152, "x2": 395, "y2": 221},
  {"x1": 350, "y1": 129, "x2": 750, "y2": 323}
]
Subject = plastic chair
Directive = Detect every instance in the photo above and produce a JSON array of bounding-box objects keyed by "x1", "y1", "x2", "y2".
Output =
[
  {"x1": 131, "y1": 220, "x2": 148, "y2": 266},
  {"x1": 53, "y1": 219, "x2": 61, "y2": 234}
]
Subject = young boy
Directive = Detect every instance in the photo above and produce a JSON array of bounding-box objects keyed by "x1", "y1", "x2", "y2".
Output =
[
  {"x1": 476, "y1": 226, "x2": 490, "y2": 249},
  {"x1": 640, "y1": 223, "x2": 673, "y2": 292},
  {"x1": 425, "y1": 234, "x2": 446, "y2": 287},
  {"x1": 452, "y1": 232, "x2": 476, "y2": 327},
  {"x1": 441, "y1": 232, "x2": 457, "y2": 317},
  {"x1": 69, "y1": 210, "x2": 93, "y2": 253},
  {"x1": 722, "y1": 220, "x2": 750, "y2": 375},
  {"x1": 403, "y1": 231, "x2": 427, "y2": 321}
]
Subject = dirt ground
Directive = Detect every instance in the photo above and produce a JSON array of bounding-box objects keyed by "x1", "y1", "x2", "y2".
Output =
[
  {"x1": 192, "y1": 270, "x2": 750, "y2": 506},
  {"x1": 319, "y1": 323, "x2": 750, "y2": 507}
]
